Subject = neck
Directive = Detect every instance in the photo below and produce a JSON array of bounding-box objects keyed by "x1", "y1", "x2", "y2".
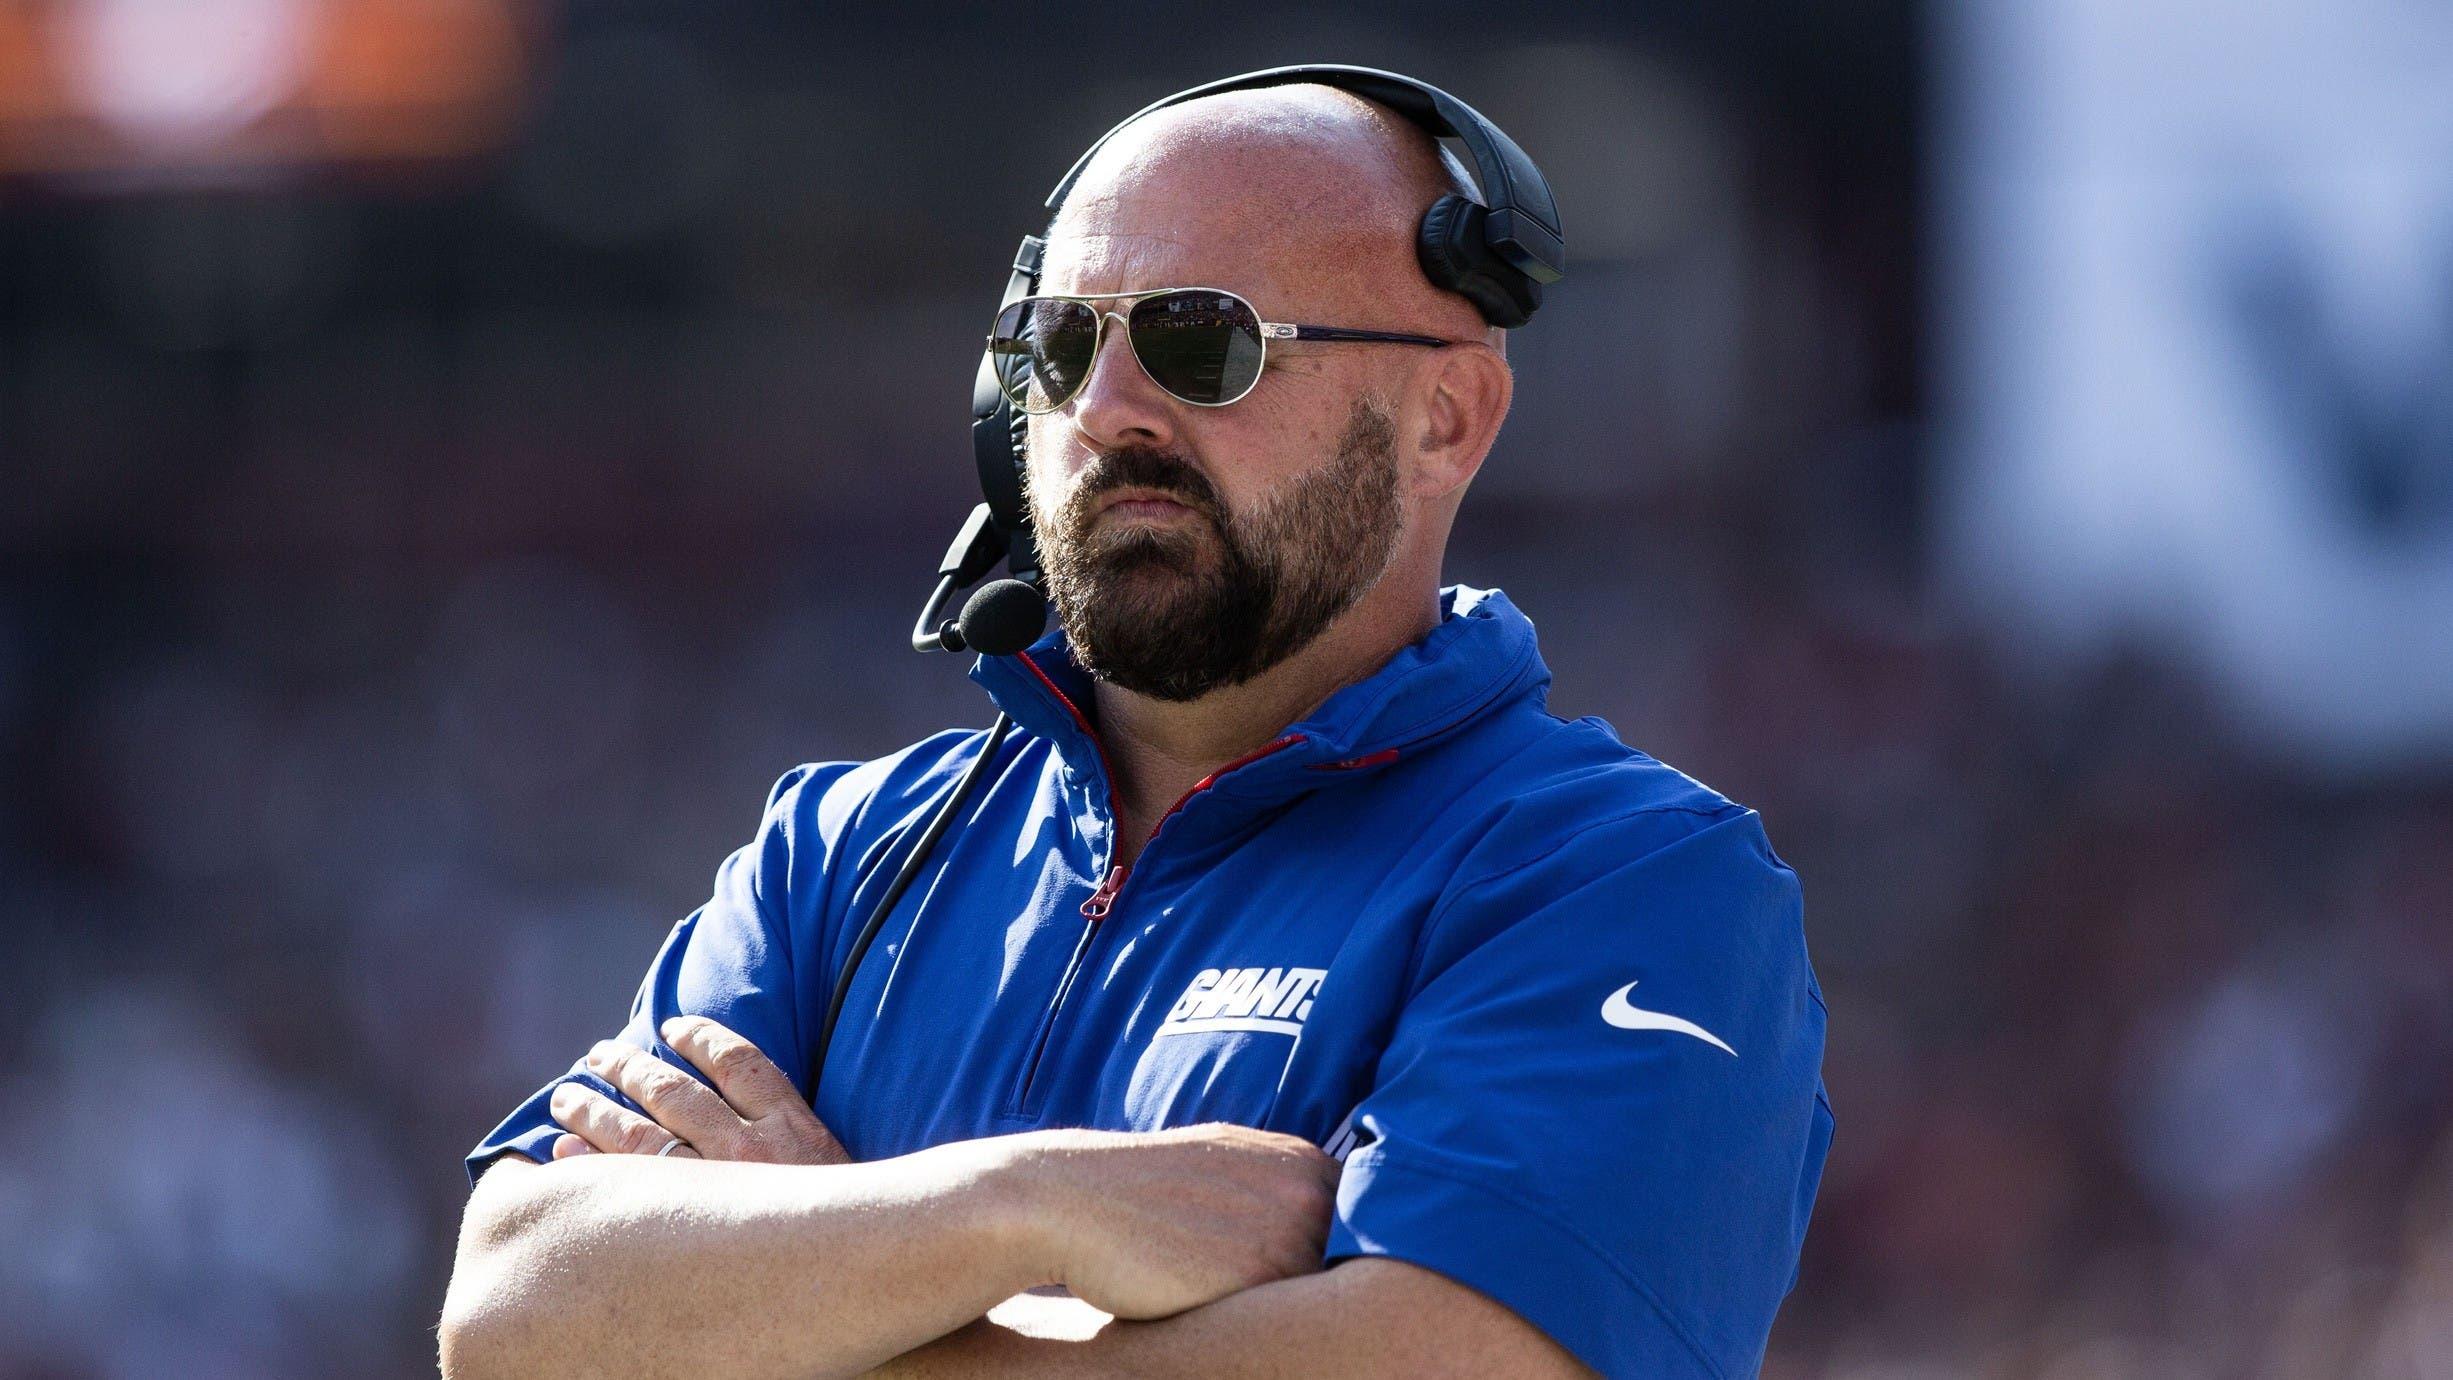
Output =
[{"x1": 1090, "y1": 577, "x2": 1441, "y2": 865}]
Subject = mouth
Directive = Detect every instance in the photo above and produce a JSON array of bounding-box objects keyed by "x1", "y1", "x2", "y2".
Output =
[
  {"x1": 1091, "y1": 488, "x2": 1202, "y2": 524},
  {"x1": 1102, "y1": 499, "x2": 1194, "y2": 523}
]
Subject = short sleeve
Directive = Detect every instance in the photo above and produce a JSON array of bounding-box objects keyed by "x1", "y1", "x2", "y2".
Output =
[
  {"x1": 1325, "y1": 808, "x2": 1833, "y2": 1380},
  {"x1": 463, "y1": 762, "x2": 853, "y2": 1185}
]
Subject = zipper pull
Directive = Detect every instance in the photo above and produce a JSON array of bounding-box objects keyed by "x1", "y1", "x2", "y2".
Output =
[{"x1": 1080, "y1": 864, "x2": 1129, "y2": 920}]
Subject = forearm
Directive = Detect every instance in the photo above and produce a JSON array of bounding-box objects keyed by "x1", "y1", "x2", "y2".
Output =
[
  {"x1": 863, "y1": 1260, "x2": 1590, "y2": 1380},
  {"x1": 863, "y1": 1273, "x2": 1351, "y2": 1379},
  {"x1": 441, "y1": 1143, "x2": 1047, "y2": 1380}
]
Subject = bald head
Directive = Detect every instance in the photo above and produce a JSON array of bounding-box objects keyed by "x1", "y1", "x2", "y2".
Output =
[{"x1": 1043, "y1": 83, "x2": 1499, "y2": 347}]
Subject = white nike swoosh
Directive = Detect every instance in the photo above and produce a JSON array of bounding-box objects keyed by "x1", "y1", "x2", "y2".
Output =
[{"x1": 1601, "y1": 981, "x2": 1737, "y2": 1056}]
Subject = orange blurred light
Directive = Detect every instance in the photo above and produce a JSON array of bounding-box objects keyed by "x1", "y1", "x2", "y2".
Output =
[
  {"x1": 301, "y1": 0, "x2": 525, "y2": 162},
  {"x1": 0, "y1": 0, "x2": 539, "y2": 180}
]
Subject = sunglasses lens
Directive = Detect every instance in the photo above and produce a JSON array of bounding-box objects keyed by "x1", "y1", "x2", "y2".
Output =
[
  {"x1": 989, "y1": 297, "x2": 1100, "y2": 412},
  {"x1": 1128, "y1": 291, "x2": 1265, "y2": 405}
]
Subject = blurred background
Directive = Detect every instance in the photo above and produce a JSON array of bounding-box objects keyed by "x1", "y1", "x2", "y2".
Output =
[{"x1": 3, "y1": 1, "x2": 2449, "y2": 1375}]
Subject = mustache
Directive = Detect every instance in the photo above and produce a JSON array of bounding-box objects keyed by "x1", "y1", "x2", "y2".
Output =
[{"x1": 1061, "y1": 447, "x2": 1224, "y2": 527}]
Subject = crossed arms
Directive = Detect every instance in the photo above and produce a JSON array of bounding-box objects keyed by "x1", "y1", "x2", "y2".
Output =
[{"x1": 437, "y1": 1016, "x2": 1593, "y2": 1380}]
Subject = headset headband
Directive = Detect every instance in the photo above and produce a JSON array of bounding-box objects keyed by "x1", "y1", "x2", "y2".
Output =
[{"x1": 1043, "y1": 64, "x2": 1564, "y2": 289}]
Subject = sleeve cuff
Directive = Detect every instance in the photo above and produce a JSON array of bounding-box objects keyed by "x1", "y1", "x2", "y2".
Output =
[
  {"x1": 464, "y1": 1069, "x2": 620, "y2": 1187},
  {"x1": 1325, "y1": 1144, "x2": 1727, "y2": 1380}
]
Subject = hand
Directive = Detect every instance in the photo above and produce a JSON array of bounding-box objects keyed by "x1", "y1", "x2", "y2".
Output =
[
  {"x1": 1007, "y1": 1122, "x2": 1339, "y2": 1321},
  {"x1": 546, "y1": 1015, "x2": 852, "y2": 1166}
]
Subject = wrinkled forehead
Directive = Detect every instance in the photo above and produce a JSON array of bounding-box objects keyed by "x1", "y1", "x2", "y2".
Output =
[
  {"x1": 1036, "y1": 93, "x2": 1433, "y2": 315},
  {"x1": 1038, "y1": 169, "x2": 1396, "y2": 313},
  {"x1": 1037, "y1": 194, "x2": 1287, "y2": 303}
]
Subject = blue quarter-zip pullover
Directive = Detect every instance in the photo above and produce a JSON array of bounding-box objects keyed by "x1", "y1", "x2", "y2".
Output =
[{"x1": 470, "y1": 585, "x2": 1832, "y2": 1379}]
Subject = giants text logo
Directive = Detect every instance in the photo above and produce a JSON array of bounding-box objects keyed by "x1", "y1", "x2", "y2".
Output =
[{"x1": 1156, "y1": 966, "x2": 1326, "y2": 1038}]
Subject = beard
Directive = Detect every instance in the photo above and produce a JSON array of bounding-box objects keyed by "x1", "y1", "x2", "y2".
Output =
[{"x1": 1030, "y1": 398, "x2": 1404, "y2": 702}]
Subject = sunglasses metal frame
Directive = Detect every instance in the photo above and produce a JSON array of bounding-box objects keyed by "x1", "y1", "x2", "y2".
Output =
[{"x1": 987, "y1": 285, "x2": 1460, "y2": 414}]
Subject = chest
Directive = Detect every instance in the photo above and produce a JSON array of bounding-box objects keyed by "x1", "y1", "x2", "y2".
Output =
[{"x1": 807, "y1": 787, "x2": 1443, "y2": 1162}]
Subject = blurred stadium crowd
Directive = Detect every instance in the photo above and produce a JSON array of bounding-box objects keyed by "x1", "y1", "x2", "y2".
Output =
[{"x1": 3, "y1": 3, "x2": 2449, "y2": 1377}]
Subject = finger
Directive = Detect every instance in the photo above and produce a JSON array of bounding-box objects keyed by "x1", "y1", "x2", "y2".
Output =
[
  {"x1": 795, "y1": 1115, "x2": 857, "y2": 1166},
  {"x1": 550, "y1": 1133, "x2": 594, "y2": 1159},
  {"x1": 661, "y1": 1016, "x2": 803, "y2": 1120},
  {"x1": 586, "y1": 1040, "x2": 744, "y2": 1152},
  {"x1": 549, "y1": 1081, "x2": 689, "y2": 1157}
]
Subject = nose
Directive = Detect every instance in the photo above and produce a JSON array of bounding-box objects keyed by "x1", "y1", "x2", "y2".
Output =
[{"x1": 1063, "y1": 309, "x2": 1178, "y2": 453}]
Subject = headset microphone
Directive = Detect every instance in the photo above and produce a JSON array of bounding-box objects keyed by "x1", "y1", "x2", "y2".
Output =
[{"x1": 956, "y1": 579, "x2": 1050, "y2": 656}]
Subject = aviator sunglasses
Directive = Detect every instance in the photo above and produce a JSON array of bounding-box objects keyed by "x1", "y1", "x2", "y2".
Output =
[{"x1": 987, "y1": 286, "x2": 1459, "y2": 414}]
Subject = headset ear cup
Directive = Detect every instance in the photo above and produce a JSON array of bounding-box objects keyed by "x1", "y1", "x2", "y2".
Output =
[
  {"x1": 1416, "y1": 193, "x2": 1541, "y2": 329},
  {"x1": 1416, "y1": 195, "x2": 1480, "y2": 295},
  {"x1": 971, "y1": 396, "x2": 1033, "y2": 551},
  {"x1": 1004, "y1": 404, "x2": 1039, "y2": 577}
]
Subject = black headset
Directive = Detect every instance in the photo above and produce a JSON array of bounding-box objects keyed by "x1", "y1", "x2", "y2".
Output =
[
  {"x1": 910, "y1": 63, "x2": 1563, "y2": 661},
  {"x1": 817, "y1": 66, "x2": 1563, "y2": 1094}
]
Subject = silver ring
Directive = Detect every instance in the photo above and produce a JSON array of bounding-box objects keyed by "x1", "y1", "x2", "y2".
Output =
[{"x1": 654, "y1": 1136, "x2": 692, "y2": 1159}]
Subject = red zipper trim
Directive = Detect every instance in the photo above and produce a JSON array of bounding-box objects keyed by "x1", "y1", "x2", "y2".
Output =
[
  {"x1": 1310, "y1": 747, "x2": 1401, "y2": 772},
  {"x1": 1016, "y1": 652, "x2": 1309, "y2": 922},
  {"x1": 1080, "y1": 864, "x2": 1129, "y2": 919},
  {"x1": 1000, "y1": 663, "x2": 1306, "y2": 1117},
  {"x1": 1021, "y1": 729, "x2": 1302, "y2": 1113},
  {"x1": 1016, "y1": 651, "x2": 1119, "y2": 793},
  {"x1": 1077, "y1": 730, "x2": 1307, "y2": 918}
]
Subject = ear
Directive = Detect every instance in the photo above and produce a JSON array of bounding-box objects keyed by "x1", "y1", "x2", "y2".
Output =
[{"x1": 1406, "y1": 342, "x2": 1512, "y2": 501}]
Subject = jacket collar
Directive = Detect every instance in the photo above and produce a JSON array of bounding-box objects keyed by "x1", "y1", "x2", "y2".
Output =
[{"x1": 969, "y1": 585, "x2": 1550, "y2": 794}]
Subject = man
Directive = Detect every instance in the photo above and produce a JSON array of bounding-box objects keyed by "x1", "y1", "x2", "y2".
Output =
[{"x1": 440, "y1": 79, "x2": 1832, "y2": 1380}]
